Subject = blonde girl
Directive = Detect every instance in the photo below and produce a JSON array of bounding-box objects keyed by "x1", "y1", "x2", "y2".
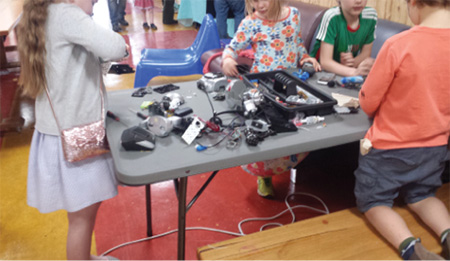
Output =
[
  {"x1": 18, "y1": 0, "x2": 127, "y2": 259},
  {"x1": 222, "y1": 0, "x2": 320, "y2": 197}
]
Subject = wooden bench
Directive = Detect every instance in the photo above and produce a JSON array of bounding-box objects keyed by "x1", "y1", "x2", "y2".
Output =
[
  {"x1": 198, "y1": 183, "x2": 449, "y2": 260},
  {"x1": 0, "y1": 0, "x2": 23, "y2": 70}
]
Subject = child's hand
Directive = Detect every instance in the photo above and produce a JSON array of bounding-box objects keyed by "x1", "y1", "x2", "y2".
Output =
[
  {"x1": 355, "y1": 57, "x2": 374, "y2": 76},
  {"x1": 222, "y1": 57, "x2": 239, "y2": 77},
  {"x1": 340, "y1": 52, "x2": 355, "y2": 67},
  {"x1": 301, "y1": 57, "x2": 321, "y2": 72}
]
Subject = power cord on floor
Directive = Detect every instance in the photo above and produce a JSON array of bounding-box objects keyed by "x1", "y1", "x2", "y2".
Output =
[{"x1": 100, "y1": 192, "x2": 329, "y2": 256}]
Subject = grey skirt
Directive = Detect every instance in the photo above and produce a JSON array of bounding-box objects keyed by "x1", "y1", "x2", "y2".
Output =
[{"x1": 27, "y1": 130, "x2": 118, "y2": 213}]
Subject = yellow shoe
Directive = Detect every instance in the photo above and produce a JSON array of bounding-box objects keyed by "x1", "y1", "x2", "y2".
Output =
[{"x1": 257, "y1": 176, "x2": 274, "y2": 198}]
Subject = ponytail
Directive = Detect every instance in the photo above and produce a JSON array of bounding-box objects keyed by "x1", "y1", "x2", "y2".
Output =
[{"x1": 17, "y1": 0, "x2": 55, "y2": 98}]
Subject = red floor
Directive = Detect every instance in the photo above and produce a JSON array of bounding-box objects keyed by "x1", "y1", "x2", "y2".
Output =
[{"x1": 94, "y1": 142, "x2": 360, "y2": 260}]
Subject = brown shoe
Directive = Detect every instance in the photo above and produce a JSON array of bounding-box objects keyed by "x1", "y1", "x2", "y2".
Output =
[{"x1": 409, "y1": 242, "x2": 444, "y2": 260}]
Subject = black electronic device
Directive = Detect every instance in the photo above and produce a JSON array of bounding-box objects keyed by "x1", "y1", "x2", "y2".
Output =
[
  {"x1": 242, "y1": 70, "x2": 337, "y2": 118},
  {"x1": 274, "y1": 73, "x2": 297, "y2": 97},
  {"x1": 317, "y1": 73, "x2": 336, "y2": 85},
  {"x1": 132, "y1": 87, "x2": 152, "y2": 97},
  {"x1": 108, "y1": 64, "x2": 135, "y2": 74},
  {"x1": 121, "y1": 126, "x2": 156, "y2": 151},
  {"x1": 153, "y1": 83, "x2": 180, "y2": 94},
  {"x1": 174, "y1": 107, "x2": 193, "y2": 117}
]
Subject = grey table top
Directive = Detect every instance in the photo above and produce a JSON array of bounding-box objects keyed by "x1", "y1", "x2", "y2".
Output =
[{"x1": 106, "y1": 72, "x2": 371, "y2": 186}]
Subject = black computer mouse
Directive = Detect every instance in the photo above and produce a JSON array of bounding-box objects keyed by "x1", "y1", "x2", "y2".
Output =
[{"x1": 121, "y1": 126, "x2": 156, "y2": 151}]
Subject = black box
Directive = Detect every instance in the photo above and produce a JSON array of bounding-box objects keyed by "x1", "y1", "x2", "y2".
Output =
[{"x1": 242, "y1": 70, "x2": 337, "y2": 118}]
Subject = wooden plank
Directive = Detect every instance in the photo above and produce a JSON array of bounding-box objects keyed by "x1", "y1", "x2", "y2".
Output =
[{"x1": 198, "y1": 183, "x2": 449, "y2": 260}]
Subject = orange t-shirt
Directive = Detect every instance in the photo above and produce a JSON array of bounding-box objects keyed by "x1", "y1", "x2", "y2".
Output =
[{"x1": 359, "y1": 26, "x2": 450, "y2": 149}]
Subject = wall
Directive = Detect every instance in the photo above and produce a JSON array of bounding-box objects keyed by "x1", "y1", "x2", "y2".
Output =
[{"x1": 295, "y1": 0, "x2": 413, "y2": 26}]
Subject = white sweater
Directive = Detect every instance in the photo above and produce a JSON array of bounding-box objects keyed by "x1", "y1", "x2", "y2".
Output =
[{"x1": 34, "y1": 3, "x2": 126, "y2": 135}]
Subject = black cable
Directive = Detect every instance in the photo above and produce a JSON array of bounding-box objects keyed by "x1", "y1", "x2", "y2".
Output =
[
  {"x1": 196, "y1": 131, "x2": 232, "y2": 148},
  {"x1": 199, "y1": 85, "x2": 245, "y2": 128}
]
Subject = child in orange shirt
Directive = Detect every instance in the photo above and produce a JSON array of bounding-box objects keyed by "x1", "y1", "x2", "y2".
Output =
[{"x1": 355, "y1": 0, "x2": 450, "y2": 259}]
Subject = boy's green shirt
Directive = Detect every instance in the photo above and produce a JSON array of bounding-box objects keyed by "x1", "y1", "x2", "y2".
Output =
[{"x1": 310, "y1": 6, "x2": 377, "y2": 63}]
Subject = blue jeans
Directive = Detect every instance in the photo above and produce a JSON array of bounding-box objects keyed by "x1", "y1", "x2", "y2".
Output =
[
  {"x1": 214, "y1": 0, "x2": 245, "y2": 39},
  {"x1": 108, "y1": 0, "x2": 126, "y2": 26}
]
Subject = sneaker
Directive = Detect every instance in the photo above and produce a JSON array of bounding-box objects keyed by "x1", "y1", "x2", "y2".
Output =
[
  {"x1": 119, "y1": 19, "x2": 129, "y2": 26},
  {"x1": 257, "y1": 176, "x2": 274, "y2": 198},
  {"x1": 442, "y1": 232, "x2": 449, "y2": 260},
  {"x1": 112, "y1": 24, "x2": 122, "y2": 32},
  {"x1": 150, "y1": 23, "x2": 158, "y2": 30},
  {"x1": 143, "y1": 22, "x2": 150, "y2": 30},
  {"x1": 408, "y1": 242, "x2": 444, "y2": 260}
]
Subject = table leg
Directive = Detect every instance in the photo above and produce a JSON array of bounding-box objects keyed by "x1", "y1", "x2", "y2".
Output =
[
  {"x1": 177, "y1": 177, "x2": 187, "y2": 260},
  {"x1": 173, "y1": 179, "x2": 179, "y2": 199},
  {"x1": 145, "y1": 184, "x2": 153, "y2": 237}
]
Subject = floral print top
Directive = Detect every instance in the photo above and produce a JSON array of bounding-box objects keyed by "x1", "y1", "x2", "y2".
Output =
[{"x1": 222, "y1": 7, "x2": 310, "y2": 73}]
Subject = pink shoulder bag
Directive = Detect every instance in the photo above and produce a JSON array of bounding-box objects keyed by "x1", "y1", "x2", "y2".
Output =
[{"x1": 44, "y1": 82, "x2": 110, "y2": 163}]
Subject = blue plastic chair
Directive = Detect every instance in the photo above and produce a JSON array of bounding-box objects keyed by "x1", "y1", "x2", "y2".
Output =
[{"x1": 134, "y1": 14, "x2": 221, "y2": 88}]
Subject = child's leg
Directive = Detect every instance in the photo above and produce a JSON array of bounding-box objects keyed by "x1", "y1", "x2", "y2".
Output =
[
  {"x1": 408, "y1": 196, "x2": 450, "y2": 237},
  {"x1": 142, "y1": 9, "x2": 150, "y2": 29},
  {"x1": 148, "y1": 8, "x2": 154, "y2": 24},
  {"x1": 365, "y1": 205, "x2": 414, "y2": 248},
  {"x1": 66, "y1": 202, "x2": 101, "y2": 260},
  {"x1": 142, "y1": 9, "x2": 148, "y2": 24},
  {"x1": 148, "y1": 8, "x2": 158, "y2": 29}
]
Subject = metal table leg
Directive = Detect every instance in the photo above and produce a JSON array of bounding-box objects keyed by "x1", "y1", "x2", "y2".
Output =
[
  {"x1": 177, "y1": 177, "x2": 188, "y2": 260},
  {"x1": 145, "y1": 184, "x2": 153, "y2": 237}
]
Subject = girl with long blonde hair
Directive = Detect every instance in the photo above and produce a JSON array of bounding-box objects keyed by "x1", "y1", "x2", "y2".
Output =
[{"x1": 18, "y1": 0, "x2": 127, "y2": 259}]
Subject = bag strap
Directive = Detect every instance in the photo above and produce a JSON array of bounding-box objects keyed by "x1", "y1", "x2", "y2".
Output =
[{"x1": 44, "y1": 76, "x2": 105, "y2": 132}]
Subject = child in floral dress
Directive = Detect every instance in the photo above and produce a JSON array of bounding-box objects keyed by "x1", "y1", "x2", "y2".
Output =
[{"x1": 222, "y1": 0, "x2": 321, "y2": 197}]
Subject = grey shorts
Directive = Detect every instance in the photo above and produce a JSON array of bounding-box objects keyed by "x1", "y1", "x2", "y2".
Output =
[{"x1": 354, "y1": 145, "x2": 448, "y2": 213}]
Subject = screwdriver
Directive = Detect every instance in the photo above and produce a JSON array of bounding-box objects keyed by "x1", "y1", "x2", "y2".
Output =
[
  {"x1": 128, "y1": 108, "x2": 149, "y2": 119},
  {"x1": 107, "y1": 111, "x2": 120, "y2": 121}
]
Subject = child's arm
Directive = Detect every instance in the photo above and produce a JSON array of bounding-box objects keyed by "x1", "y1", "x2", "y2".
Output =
[
  {"x1": 62, "y1": 5, "x2": 127, "y2": 61},
  {"x1": 321, "y1": 42, "x2": 374, "y2": 77},
  {"x1": 354, "y1": 43, "x2": 374, "y2": 67},
  {"x1": 320, "y1": 42, "x2": 359, "y2": 76},
  {"x1": 222, "y1": 56, "x2": 239, "y2": 77},
  {"x1": 221, "y1": 18, "x2": 252, "y2": 77},
  {"x1": 296, "y1": 23, "x2": 321, "y2": 71},
  {"x1": 359, "y1": 42, "x2": 396, "y2": 118}
]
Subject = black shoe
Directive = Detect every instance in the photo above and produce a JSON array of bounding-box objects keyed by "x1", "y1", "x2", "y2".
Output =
[
  {"x1": 143, "y1": 22, "x2": 150, "y2": 30},
  {"x1": 150, "y1": 23, "x2": 158, "y2": 30},
  {"x1": 119, "y1": 19, "x2": 129, "y2": 26},
  {"x1": 163, "y1": 20, "x2": 178, "y2": 25},
  {"x1": 112, "y1": 24, "x2": 122, "y2": 32}
]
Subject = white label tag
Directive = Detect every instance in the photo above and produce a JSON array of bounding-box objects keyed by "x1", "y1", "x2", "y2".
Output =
[{"x1": 182, "y1": 117, "x2": 205, "y2": 145}]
